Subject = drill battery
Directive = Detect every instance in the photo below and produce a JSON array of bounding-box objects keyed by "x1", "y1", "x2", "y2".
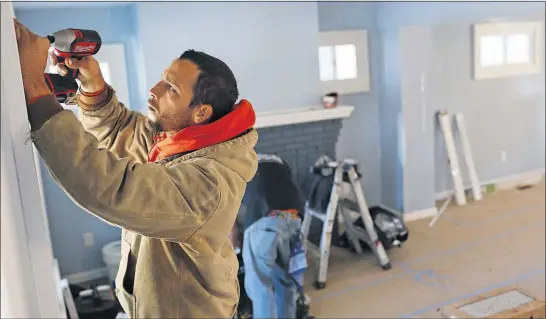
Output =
[{"x1": 44, "y1": 71, "x2": 79, "y2": 105}]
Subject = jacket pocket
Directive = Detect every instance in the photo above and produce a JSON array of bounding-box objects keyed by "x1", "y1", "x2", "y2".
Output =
[{"x1": 115, "y1": 238, "x2": 137, "y2": 318}]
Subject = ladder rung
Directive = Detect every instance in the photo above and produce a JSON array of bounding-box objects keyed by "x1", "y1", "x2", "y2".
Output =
[{"x1": 305, "y1": 207, "x2": 328, "y2": 222}]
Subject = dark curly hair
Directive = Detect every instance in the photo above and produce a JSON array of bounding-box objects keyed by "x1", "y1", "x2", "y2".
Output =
[{"x1": 180, "y1": 50, "x2": 239, "y2": 122}]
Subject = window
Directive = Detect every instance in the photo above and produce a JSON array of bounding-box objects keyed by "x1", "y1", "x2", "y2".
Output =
[
  {"x1": 319, "y1": 44, "x2": 358, "y2": 81},
  {"x1": 318, "y1": 30, "x2": 370, "y2": 94},
  {"x1": 44, "y1": 43, "x2": 130, "y2": 111},
  {"x1": 334, "y1": 44, "x2": 358, "y2": 80},
  {"x1": 473, "y1": 21, "x2": 544, "y2": 79}
]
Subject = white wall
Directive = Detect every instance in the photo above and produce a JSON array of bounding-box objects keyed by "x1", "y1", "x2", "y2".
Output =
[{"x1": 1, "y1": 2, "x2": 64, "y2": 317}]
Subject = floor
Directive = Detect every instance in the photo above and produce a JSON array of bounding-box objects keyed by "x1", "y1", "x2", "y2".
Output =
[{"x1": 303, "y1": 180, "x2": 545, "y2": 318}]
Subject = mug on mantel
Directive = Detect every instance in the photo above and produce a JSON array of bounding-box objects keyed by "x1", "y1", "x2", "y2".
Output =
[{"x1": 322, "y1": 92, "x2": 338, "y2": 109}]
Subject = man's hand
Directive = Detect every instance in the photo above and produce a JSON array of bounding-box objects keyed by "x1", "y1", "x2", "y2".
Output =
[
  {"x1": 13, "y1": 19, "x2": 51, "y2": 103},
  {"x1": 51, "y1": 53, "x2": 106, "y2": 94}
]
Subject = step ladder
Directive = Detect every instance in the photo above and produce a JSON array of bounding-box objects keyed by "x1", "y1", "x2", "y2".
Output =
[{"x1": 300, "y1": 158, "x2": 392, "y2": 289}]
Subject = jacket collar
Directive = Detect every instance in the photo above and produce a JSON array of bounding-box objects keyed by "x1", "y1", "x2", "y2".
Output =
[{"x1": 148, "y1": 99, "x2": 256, "y2": 163}]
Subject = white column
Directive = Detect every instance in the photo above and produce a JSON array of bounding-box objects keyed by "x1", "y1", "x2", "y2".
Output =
[
  {"x1": 1, "y1": 105, "x2": 41, "y2": 318},
  {"x1": 1, "y1": 2, "x2": 64, "y2": 317}
]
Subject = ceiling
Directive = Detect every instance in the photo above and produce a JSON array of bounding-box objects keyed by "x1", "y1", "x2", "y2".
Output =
[{"x1": 12, "y1": 1, "x2": 133, "y2": 10}]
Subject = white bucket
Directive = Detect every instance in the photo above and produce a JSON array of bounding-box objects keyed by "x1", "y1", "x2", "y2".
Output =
[{"x1": 102, "y1": 240, "x2": 122, "y2": 286}]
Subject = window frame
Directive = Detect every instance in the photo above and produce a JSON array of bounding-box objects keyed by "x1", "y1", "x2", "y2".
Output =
[
  {"x1": 473, "y1": 20, "x2": 544, "y2": 80},
  {"x1": 318, "y1": 29, "x2": 370, "y2": 94}
]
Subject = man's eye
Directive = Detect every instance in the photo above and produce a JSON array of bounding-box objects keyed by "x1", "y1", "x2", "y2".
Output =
[{"x1": 164, "y1": 82, "x2": 176, "y2": 93}]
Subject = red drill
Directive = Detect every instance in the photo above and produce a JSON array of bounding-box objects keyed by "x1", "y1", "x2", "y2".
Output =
[{"x1": 44, "y1": 28, "x2": 102, "y2": 104}]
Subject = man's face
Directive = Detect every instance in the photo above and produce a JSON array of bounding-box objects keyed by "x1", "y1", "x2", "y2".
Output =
[{"x1": 147, "y1": 59, "x2": 212, "y2": 134}]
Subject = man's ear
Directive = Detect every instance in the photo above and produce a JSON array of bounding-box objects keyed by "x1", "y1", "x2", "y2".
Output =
[{"x1": 192, "y1": 104, "x2": 213, "y2": 124}]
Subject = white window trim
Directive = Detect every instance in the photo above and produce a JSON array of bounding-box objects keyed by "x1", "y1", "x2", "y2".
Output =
[
  {"x1": 318, "y1": 29, "x2": 370, "y2": 94},
  {"x1": 93, "y1": 43, "x2": 130, "y2": 106},
  {"x1": 473, "y1": 20, "x2": 544, "y2": 79}
]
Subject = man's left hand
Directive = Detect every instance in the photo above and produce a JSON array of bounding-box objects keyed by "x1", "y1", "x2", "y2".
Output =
[{"x1": 13, "y1": 19, "x2": 51, "y2": 102}]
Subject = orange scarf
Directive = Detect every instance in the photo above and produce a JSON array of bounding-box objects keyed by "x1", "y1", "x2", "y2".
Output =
[{"x1": 148, "y1": 99, "x2": 256, "y2": 162}]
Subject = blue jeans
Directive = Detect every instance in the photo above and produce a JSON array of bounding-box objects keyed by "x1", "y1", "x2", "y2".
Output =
[{"x1": 242, "y1": 216, "x2": 304, "y2": 319}]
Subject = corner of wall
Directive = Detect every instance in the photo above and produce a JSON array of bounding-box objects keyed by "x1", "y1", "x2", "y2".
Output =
[{"x1": 128, "y1": 3, "x2": 148, "y2": 112}]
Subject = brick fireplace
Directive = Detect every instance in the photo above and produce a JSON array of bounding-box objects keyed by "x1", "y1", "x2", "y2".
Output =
[{"x1": 253, "y1": 105, "x2": 354, "y2": 189}]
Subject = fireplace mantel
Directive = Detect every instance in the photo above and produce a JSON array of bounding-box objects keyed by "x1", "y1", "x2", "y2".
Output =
[{"x1": 255, "y1": 105, "x2": 355, "y2": 129}]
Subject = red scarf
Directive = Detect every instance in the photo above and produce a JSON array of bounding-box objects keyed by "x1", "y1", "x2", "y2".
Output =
[{"x1": 148, "y1": 99, "x2": 256, "y2": 163}]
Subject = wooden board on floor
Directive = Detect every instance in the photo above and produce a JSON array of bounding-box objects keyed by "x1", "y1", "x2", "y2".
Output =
[{"x1": 440, "y1": 286, "x2": 545, "y2": 318}]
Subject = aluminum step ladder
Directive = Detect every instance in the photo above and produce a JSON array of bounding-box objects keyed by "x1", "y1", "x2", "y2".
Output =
[{"x1": 300, "y1": 158, "x2": 392, "y2": 289}]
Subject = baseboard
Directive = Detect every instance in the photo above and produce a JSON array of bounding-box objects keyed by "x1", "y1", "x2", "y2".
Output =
[
  {"x1": 436, "y1": 168, "x2": 545, "y2": 201},
  {"x1": 65, "y1": 267, "x2": 108, "y2": 285},
  {"x1": 404, "y1": 207, "x2": 438, "y2": 223}
]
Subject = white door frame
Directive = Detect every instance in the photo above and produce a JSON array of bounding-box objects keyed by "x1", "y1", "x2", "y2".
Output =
[
  {"x1": 1, "y1": 2, "x2": 65, "y2": 317},
  {"x1": 94, "y1": 43, "x2": 131, "y2": 106}
]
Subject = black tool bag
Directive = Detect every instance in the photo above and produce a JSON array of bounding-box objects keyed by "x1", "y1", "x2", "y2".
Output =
[
  {"x1": 303, "y1": 155, "x2": 409, "y2": 251},
  {"x1": 339, "y1": 205, "x2": 409, "y2": 252}
]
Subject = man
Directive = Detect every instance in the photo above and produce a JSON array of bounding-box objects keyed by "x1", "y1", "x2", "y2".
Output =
[
  {"x1": 14, "y1": 20, "x2": 258, "y2": 318},
  {"x1": 237, "y1": 154, "x2": 309, "y2": 319}
]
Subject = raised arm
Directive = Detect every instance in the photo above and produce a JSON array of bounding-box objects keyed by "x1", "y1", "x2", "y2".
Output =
[
  {"x1": 29, "y1": 95, "x2": 226, "y2": 241},
  {"x1": 53, "y1": 53, "x2": 154, "y2": 162},
  {"x1": 16, "y1": 19, "x2": 219, "y2": 240},
  {"x1": 76, "y1": 86, "x2": 154, "y2": 163}
]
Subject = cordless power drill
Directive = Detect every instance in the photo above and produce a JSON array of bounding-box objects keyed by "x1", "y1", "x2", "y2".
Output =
[{"x1": 44, "y1": 28, "x2": 102, "y2": 105}]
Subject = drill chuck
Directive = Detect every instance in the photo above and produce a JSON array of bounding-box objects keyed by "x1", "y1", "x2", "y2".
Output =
[
  {"x1": 49, "y1": 29, "x2": 101, "y2": 58},
  {"x1": 45, "y1": 28, "x2": 102, "y2": 105}
]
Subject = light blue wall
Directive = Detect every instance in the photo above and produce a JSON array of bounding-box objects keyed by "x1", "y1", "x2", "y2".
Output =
[
  {"x1": 319, "y1": 1, "x2": 545, "y2": 213},
  {"x1": 16, "y1": 2, "x2": 321, "y2": 276},
  {"x1": 377, "y1": 27, "x2": 404, "y2": 211},
  {"x1": 375, "y1": 2, "x2": 546, "y2": 28},
  {"x1": 135, "y1": 2, "x2": 320, "y2": 112},
  {"x1": 317, "y1": 2, "x2": 382, "y2": 206},
  {"x1": 430, "y1": 20, "x2": 545, "y2": 193},
  {"x1": 15, "y1": 4, "x2": 143, "y2": 111},
  {"x1": 398, "y1": 26, "x2": 436, "y2": 213},
  {"x1": 375, "y1": 2, "x2": 545, "y2": 198}
]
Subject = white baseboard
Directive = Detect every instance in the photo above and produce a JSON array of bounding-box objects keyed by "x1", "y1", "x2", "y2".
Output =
[
  {"x1": 404, "y1": 207, "x2": 438, "y2": 223},
  {"x1": 65, "y1": 267, "x2": 108, "y2": 285},
  {"x1": 436, "y1": 168, "x2": 545, "y2": 201}
]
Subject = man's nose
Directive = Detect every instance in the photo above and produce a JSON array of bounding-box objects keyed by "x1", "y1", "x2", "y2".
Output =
[{"x1": 149, "y1": 83, "x2": 163, "y2": 99}]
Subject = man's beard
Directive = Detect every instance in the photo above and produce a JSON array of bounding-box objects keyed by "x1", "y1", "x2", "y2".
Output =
[
  {"x1": 144, "y1": 118, "x2": 161, "y2": 136},
  {"x1": 144, "y1": 112, "x2": 191, "y2": 136}
]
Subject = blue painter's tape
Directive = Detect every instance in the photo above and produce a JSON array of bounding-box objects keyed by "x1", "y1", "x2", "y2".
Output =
[
  {"x1": 312, "y1": 271, "x2": 410, "y2": 303},
  {"x1": 412, "y1": 269, "x2": 450, "y2": 289},
  {"x1": 310, "y1": 222, "x2": 544, "y2": 304},
  {"x1": 398, "y1": 268, "x2": 546, "y2": 319}
]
